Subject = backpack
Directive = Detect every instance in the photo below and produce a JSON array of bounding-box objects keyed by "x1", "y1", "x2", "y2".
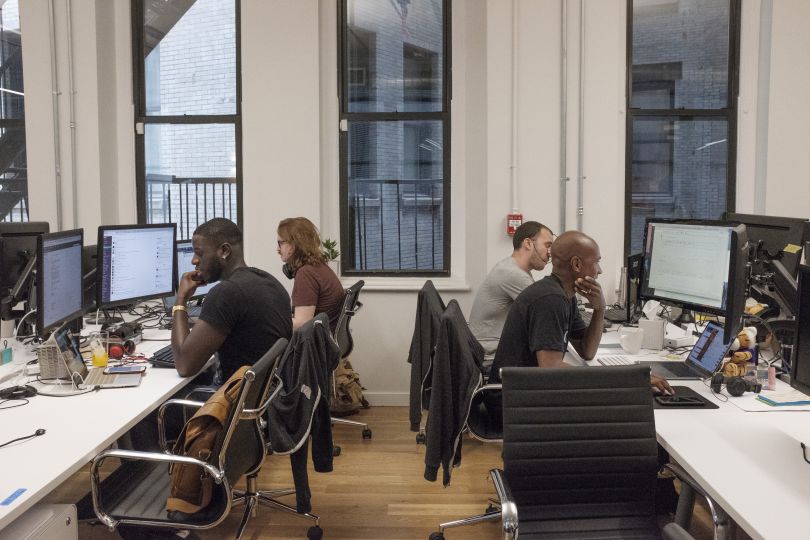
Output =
[
  {"x1": 167, "y1": 365, "x2": 249, "y2": 514},
  {"x1": 330, "y1": 358, "x2": 369, "y2": 417}
]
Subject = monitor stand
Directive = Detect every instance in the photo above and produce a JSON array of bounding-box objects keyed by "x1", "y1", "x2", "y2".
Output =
[{"x1": 84, "y1": 309, "x2": 124, "y2": 326}]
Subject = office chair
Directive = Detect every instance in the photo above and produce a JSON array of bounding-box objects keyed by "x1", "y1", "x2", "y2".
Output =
[
  {"x1": 330, "y1": 280, "x2": 371, "y2": 452},
  {"x1": 89, "y1": 339, "x2": 323, "y2": 540},
  {"x1": 452, "y1": 365, "x2": 696, "y2": 540},
  {"x1": 409, "y1": 280, "x2": 447, "y2": 443}
]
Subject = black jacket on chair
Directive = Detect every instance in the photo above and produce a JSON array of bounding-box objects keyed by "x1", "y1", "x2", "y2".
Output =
[
  {"x1": 267, "y1": 314, "x2": 339, "y2": 513},
  {"x1": 424, "y1": 300, "x2": 483, "y2": 486},
  {"x1": 407, "y1": 280, "x2": 446, "y2": 432}
]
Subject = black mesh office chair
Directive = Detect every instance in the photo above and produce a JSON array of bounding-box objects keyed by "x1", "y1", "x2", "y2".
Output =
[
  {"x1": 330, "y1": 280, "x2": 371, "y2": 449},
  {"x1": 475, "y1": 365, "x2": 694, "y2": 540},
  {"x1": 89, "y1": 339, "x2": 322, "y2": 540}
]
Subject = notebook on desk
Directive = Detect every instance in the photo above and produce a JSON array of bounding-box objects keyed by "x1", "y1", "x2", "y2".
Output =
[
  {"x1": 597, "y1": 321, "x2": 731, "y2": 380},
  {"x1": 53, "y1": 327, "x2": 143, "y2": 389}
]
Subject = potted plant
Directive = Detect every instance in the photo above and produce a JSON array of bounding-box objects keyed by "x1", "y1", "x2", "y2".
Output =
[{"x1": 321, "y1": 238, "x2": 340, "y2": 274}]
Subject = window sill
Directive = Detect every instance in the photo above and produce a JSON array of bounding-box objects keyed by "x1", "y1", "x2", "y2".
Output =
[{"x1": 339, "y1": 276, "x2": 470, "y2": 292}]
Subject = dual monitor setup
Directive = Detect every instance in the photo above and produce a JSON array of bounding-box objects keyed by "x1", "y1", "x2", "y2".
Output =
[
  {"x1": 624, "y1": 214, "x2": 810, "y2": 392},
  {"x1": 0, "y1": 223, "x2": 218, "y2": 340}
]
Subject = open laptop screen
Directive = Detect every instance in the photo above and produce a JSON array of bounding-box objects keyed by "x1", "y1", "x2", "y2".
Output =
[{"x1": 686, "y1": 321, "x2": 731, "y2": 376}]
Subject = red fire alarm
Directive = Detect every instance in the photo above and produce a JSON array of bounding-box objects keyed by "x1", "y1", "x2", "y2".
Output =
[{"x1": 507, "y1": 212, "x2": 523, "y2": 236}]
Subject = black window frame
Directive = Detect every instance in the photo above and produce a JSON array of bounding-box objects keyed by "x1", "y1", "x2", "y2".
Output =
[
  {"x1": 337, "y1": 0, "x2": 452, "y2": 277},
  {"x1": 624, "y1": 0, "x2": 741, "y2": 257},
  {"x1": 0, "y1": 1, "x2": 27, "y2": 223},
  {"x1": 131, "y1": 0, "x2": 243, "y2": 240}
]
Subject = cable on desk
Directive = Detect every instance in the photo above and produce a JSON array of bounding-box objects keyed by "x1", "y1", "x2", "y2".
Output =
[
  {"x1": 0, "y1": 428, "x2": 45, "y2": 448},
  {"x1": 702, "y1": 376, "x2": 728, "y2": 402},
  {"x1": 0, "y1": 398, "x2": 30, "y2": 410}
]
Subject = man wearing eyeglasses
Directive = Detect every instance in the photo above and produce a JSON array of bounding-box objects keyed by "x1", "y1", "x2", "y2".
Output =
[{"x1": 468, "y1": 221, "x2": 555, "y2": 355}]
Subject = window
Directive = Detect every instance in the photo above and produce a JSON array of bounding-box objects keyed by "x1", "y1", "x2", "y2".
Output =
[
  {"x1": 625, "y1": 0, "x2": 740, "y2": 255},
  {"x1": 132, "y1": 0, "x2": 240, "y2": 240},
  {"x1": 0, "y1": 0, "x2": 27, "y2": 223},
  {"x1": 339, "y1": 0, "x2": 450, "y2": 275}
]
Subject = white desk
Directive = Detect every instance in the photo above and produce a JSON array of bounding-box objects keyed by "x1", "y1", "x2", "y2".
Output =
[
  {"x1": 572, "y1": 333, "x2": 810, "y2": 540},
  {"x1": 0, "y1": 330, "x2": 193, "y2": 531}
]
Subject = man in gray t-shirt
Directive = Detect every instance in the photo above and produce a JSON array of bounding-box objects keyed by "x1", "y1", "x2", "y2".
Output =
[{"x1": 468, "y1": 221, "x2": 554, "y2": 354}]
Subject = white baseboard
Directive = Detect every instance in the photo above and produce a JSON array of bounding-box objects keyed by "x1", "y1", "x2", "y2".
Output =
[{"x1": 362, "y1": 392, "x2": 408, "y2": 406}]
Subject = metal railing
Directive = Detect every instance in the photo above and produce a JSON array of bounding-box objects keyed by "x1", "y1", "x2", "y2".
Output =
[
  {"x1": 145, "y1": 174, "x2": 237, "y2": 240},
  {"x1": 347, "y1": 178, "x2": 444, "y2": 271}
]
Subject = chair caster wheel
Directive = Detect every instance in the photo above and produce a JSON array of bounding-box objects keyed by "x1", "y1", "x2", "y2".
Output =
[
  {"x1": 333, "y1": 445, "x2": 342, "y2": 456},
  {"x1": 307, "y1": 525, "x2": 323, "y2": 540},
  {"x1": 429, "y1": 532, "x2": 445, "y2": 540},
  {"x1": 362, "y1": 427, "x2": 372, "y2": 440},
  {"x1": 416, "y1": 432, "x2": 426, "y2": 445}
]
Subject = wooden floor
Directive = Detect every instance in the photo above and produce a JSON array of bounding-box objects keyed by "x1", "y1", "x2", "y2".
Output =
[{"x1": 43, "y1": 406, "x2": 741, "y2": 540}]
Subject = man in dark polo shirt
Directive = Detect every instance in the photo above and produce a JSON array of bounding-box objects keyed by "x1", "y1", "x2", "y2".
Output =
[
  {"x1": 171, "y1": 218, "x2": 292, "y2": 380},
  {"x1": 489, "y1": 231, "x2": 671, "y2": 400}
]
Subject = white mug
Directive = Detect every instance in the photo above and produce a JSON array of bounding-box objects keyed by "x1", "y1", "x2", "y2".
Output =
[{"x1": 619, "y1": 327, "x2": 645, "y2": 355}]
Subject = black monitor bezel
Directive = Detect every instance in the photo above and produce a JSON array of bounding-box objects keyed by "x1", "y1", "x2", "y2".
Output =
[
  {"x1": 95, "y1": 223, "x2": 178, "y2": 310},
  {"x1": 0, "y1": 221, "x2": 50, "y2": 292},
  {"x1": 36, "y1": 229, "x2": 85, "y2": 337},
  {"x1": 724, "y1": 212, "x2": 808, "y2": 277},
  {"x1": 791, "y1": 264, "x2": 810, "y2": 396},
  {"x1": 639, "y1": 218, "x2": 747, "y2": 343}
]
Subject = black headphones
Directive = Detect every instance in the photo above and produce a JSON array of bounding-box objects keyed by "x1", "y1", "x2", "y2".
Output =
[
  {"x1": 710, "y1": 373, "x2": 762, "y2": 397},
  {"x1": 0, "y1": 385, "x2": 37, "y2": 400}
]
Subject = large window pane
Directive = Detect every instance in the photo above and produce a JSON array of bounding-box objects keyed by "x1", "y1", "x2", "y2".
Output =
[
  {"x1": 144, "y1": 124, "x2": 236, "y2": 240},
  {"x1": 0, "y1": 0, "x2": 26, "y2": 223},
  {"x1": 629, "y1": 117, "x2": 729, "y2": 253},
  {"x1": 346, "y1": 0, "x2": 444, "y2": 113},
  {"x1": 143, "y1": 0, "x2": 236, "y2": 116},
  {"x1": 631, "y1": 0, "x2": 730, "y2": 110},
  {"x1": 347, "y1": 120, "x2": 444, "y2": 271}
]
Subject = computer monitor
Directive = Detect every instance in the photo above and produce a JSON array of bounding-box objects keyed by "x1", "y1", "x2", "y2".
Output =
[
  {"x1": 37, "y1": 229, "x2": 84, "y2": 336},
  {"x1": 639, "y1": 219, "x2": 748, "y2": 344},
  {"x1": 175, "y1": 240, "x2": 218, "y2": 298},
  {"x1": 82, "y1": 244, "x2": 97, "y2": 312},
  {"x1": 791, "y1": 265, "x2": 810, "y2": 395},
  {"x1": 724, "y1": 212, "x2": 809, "y2": 277},
  {"x1": 96, "y1": 224, "x2": 177, "y2": 309},
  {"x1": 0, "y1": 221, "x2": 50, "y2": 295}
]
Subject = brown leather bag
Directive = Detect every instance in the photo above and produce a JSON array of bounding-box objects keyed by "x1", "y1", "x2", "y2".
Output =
[{"x1": 166, "y1": 365, "x2": 249, "y2": 514}]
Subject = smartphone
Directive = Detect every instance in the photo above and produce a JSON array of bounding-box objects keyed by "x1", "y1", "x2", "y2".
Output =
[
  {"x1": 655, "y1": 395, "x2": 703, "y2": 407},
  {"x1": 104, "y1": 365, "x2": 146, "y2": 375}
]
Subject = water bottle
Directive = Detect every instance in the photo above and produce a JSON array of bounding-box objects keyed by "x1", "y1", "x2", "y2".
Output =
[{"x1": 756, "y1": 360, "x2": 769, "y2": 388}]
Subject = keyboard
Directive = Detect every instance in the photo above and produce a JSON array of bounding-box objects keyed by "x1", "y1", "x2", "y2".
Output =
[
  {"x1": 597, "y1": 355, "x2": 638, "y2": 366},
  {"x1": 605, "y1": 307, "x2": 629, "y2": 323},
  {"x1": 149, "y1": 345, "x2": 175, "y2": 368}
]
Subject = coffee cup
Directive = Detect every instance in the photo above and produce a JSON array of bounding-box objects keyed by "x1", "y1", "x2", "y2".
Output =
[{"x1": 619, "y1": 327, "x2": 644, "y2": 355}]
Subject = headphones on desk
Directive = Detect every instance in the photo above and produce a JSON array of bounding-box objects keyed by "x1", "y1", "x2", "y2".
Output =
[
  {"x1": 0, "y1": 385, "x2": 37, "y2": 400},
  {"x1": 710, "y1": 373, "x2": 762, "y2": 397},
  {"x1": 108, "y1": 339, "x2": 136, "y2": 360}
]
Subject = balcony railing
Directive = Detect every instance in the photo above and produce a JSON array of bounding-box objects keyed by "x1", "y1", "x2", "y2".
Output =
[
  {"x1": 146, "y1": 174, "x2": 237, "y2": 240},
  {"x1": 347, "y1": 178, "x2": 444, "y2": 272}
]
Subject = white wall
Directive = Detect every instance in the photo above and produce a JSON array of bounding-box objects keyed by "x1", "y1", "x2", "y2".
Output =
[{"x1": 17, "y1": 0, "x2": 810, "y2": 404}]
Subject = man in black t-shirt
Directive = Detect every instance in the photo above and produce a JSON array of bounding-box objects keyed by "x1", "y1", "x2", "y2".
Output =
[
  {"x1": 171, "y1": 218, "x2": 291, "y2": 380},
  {"x1": 490, "y1": 231, "x2": 671, "y2": 395}
]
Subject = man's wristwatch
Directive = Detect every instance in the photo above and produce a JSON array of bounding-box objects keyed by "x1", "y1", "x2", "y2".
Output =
[{"x1": 172, "y1": 304, "x2": 188, "y2": 316}]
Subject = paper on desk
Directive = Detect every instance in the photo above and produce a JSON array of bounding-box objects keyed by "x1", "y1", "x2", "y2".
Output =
[{"x1": 725, "y1": 383, "x2": 810, "y2": 412}]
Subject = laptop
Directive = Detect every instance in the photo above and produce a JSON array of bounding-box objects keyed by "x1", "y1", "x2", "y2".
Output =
[
  {"x1": 53, "y1": 327, "x2": 143, "y2": 389},
  {"x1": 598, "y1": 321, "x2": 732, "y2": 380}
]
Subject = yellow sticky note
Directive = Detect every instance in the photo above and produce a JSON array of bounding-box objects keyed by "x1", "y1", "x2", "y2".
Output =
[{"x1": 783, "y1": 243, "x2": 802, "y2": 254}]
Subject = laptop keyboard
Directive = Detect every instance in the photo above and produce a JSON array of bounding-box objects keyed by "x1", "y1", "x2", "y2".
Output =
[
  {"x1": 605, "y1": 307, "x2": 629, "y2": 323},
  {"x1": 597, "y1": 355, "x2": 638, "y2": 366},
  {"x1": 149, "y1": 345, "x2": 175, "y2": 368}
]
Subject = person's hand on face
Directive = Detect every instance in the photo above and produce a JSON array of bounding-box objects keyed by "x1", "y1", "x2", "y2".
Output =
[{"x1": 574, "y1": 275, "x2": 606, "y2": 310}]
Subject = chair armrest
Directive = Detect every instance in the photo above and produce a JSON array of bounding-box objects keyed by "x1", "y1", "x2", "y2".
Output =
[
  {"x1": 664, "y1": 462, "x2": 727, "y2": 531},
  {"x1": 242, "y1": 374, "x2": 283, "y2": 420},
  {"x1": 157, "y1": 398, "x2": 206, "y2": 453},
  {"x1": 472, "y1": 383, "x2": 502, "y2": 398},
  {"x1": 490, "y1": 469, "x2": 518, "y2": 540},
  {"x1": 662, "y1": 522, "x2": 695, "y2": 540},
  {"x1": 90, "y1": 448, "x2": 225, "y2": 531}
]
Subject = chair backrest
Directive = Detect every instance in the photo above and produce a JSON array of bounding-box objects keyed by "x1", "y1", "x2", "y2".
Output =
[
  {"x1": 500, "y1": 365, "x2": 659, "y2": 521},
  {"x1": 334, "y1": 280, "x2": 364, "y2": 359},
  {"x1": 216, "y1": 338, "x2": 289, "y2": 486}
]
